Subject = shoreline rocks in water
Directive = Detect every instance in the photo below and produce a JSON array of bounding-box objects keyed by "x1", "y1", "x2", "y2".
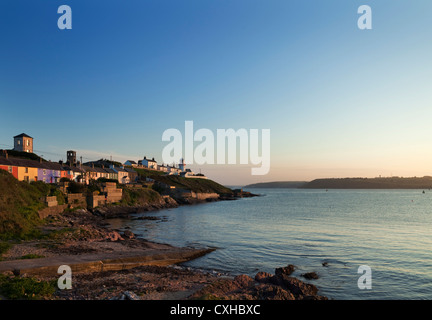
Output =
[{"x1": 191, "y1": 264, "x2": 327, "y2": 300}]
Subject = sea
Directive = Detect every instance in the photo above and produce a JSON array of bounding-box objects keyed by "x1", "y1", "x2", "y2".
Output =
[{"x1": 108, "y1": 188, "x2": 432, "y2": 300}]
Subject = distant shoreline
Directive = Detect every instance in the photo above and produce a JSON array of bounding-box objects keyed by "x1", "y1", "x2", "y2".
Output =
[{"x1": 244, "y1": 176, "x2": 432, "y2": 189}]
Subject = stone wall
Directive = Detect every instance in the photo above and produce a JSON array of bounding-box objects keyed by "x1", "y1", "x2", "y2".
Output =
[
  {"x1": 67, "y1": 193, "x2": 87, "y2": 207},
  {"x1": 38, "y1": 204, "x2": 68, "y2": 219},
  {"x1": 45, "y1": 196, "x2": 58, "y2": 207}
]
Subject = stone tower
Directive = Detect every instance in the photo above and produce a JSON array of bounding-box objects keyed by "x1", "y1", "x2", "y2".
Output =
[
  {"x1": 13, "y1": 133, "x2": 33, "y2": 153},
  {"x1": 67, "y1": 150, "x2": 77, "y2": 165}
]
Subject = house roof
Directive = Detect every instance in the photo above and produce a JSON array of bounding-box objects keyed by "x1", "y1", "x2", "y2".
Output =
[
  {"x1": 14, "y1": 133, "x2": 33, "y2": 139},
  {"x1": 0, "y1": 157, "x2": 66, "y2": 171},
  {"x1": 62, "y1": 165, "x2": 84, "y2": 173},
  {"x1": 125, "y1": 160, "x2": 137, "y2": 164}
]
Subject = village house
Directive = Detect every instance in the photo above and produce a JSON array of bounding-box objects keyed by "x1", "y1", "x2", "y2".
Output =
[
  {"x1": 62, "y1": 164, "x2": 85, "y2": 183},
  {"x1": 110, "y1": 165, "x2": 129, "y2": 184},
  {"x1": 158, "y1": 163, "x2": 168, "y2": 172},
  {"x1": 141, "y1": 156, "x2": 157, "y2": 170},
  {"x1": 124, "y1": 160, "x2": 137, "y2": 167},
  {"x1": 167, "y1": 165, "x2": 181, "y2": 175},
  {"x1": 0, "y1": 152, "x2": 18, "y2": 179},
  {"x1": 124, "y1": 167, "x2": 138, "y2": 183},
  {"x1": 104, "y1": 167, "x2": 119, "y2": 181},
  {"x1": 38, "y1": 161, "x2": 65, "y2": 183}
]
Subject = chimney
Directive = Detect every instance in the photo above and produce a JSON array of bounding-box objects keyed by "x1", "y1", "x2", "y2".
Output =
[{"x1": 40, "y1": 157, "x2": 42, "y2": 163}]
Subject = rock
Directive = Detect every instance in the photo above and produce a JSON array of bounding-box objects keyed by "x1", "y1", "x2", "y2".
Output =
[
  {"x1": 192, "y1": 264, "x2": 327, "y2": 300},
  {"x1": 122, "y1": 230, "x2": 135, "y2": 239},
  {"x1": 123, "y1": 291, "x2": 141, "y2": 300},
  {"x1": 110, "y1": 291, "x2": 141, "y2": 300},
  {"x1": 301, "y1": 272, "x2": 319, "y2": 280},
  {"x1": 278, "y1": 275, "x2": 318, "y2": 297},
  {"x1": 106, "y1": 231, "x2": 124, "y2": 242},
  {"x1": 275, "y1": 264, "x2": 295, "y2": 276},
  {"x1": 322, "y1": 262, "x2": 329, "y2": 267},
  {"x1": 254, "y1": 283, "x2": 295, "y2": 300},
  {"x1": 255, "y1": 272, "x2": 273, "y2": 284},
  {"x1": 233, "y1": 274, "x2": 254, "y2": 288}
]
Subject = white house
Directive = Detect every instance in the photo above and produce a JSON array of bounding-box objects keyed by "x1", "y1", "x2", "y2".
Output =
[
  {"x1": 158, "y1": 164, "x2": 168, "y2": 172},
  {"x1": 124, "y1": 160, "x2": 137, "y2": 167},
  {"x1": 167, "y1": 165, "x2": 181, "y2": 175},
  {"x1": 142, "y1": 156, "x2": 157, "y2": 170}
]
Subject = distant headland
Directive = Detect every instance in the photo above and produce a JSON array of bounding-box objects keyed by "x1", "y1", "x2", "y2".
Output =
[{"x1": 244, "y1": 176, "x2": 432, "y2": 189}]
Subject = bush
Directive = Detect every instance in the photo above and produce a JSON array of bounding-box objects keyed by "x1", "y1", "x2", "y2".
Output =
[
  {"x1": 68, "y1": 181, "x2": 86, "y2": 194},
  {"x1": 0, "y1": 275, "x2": 56, "y2": 300}
]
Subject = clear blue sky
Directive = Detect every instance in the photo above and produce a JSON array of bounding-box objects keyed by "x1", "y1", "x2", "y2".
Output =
[{"x1": 1, "y1": 1, "x2": 432, "y2": 185}]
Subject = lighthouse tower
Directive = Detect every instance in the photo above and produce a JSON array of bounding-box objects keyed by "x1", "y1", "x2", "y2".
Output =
[{"x1": 179, "y1": 158, "x2": 186, "y2": 172}]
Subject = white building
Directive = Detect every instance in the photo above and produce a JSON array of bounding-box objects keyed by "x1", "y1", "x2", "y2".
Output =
[{"x1": 142, "y1": 156, "x2": 157, "y2": 170}]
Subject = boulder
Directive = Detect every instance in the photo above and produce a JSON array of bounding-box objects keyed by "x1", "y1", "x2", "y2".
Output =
[
  {"x1": 122, "y1": 230, "x2": 135, "y2": 239},
  {"x1": 278, "y1": 275, "x2": 318, "y2": 296},
  {"x1": 275, "y1": 264, "x2": 295, "y2": 277},
  {"x1": 106, "y1": 231, "x2": 124, "y2": 242},
  {"x1": 254, "y1": 272, "x2": 273, "y2": 284},
  {"x1": 254, "y1": 283, "x2": 295, "y2": 300},
  {"x1": 301, "y1": 272, "x2": 319, "y2": 280},
  {"x1": 233, "y1": 274, "x2": 254, "y2": 288}
]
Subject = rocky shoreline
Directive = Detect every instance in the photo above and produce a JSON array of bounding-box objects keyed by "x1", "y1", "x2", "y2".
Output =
[{"x1": 0, "y1": 197, "x2": 326, "y2": 300}]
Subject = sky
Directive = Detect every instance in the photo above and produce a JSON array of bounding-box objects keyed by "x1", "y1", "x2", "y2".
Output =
[{"x1": 1, "y1": 0, "x2": 432, "y2": 185}]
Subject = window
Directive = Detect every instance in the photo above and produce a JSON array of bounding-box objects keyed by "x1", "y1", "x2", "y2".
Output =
[
  {"x1": 8, "y1": 166, "x2": 12, "y2": 173},
  {"x1": 26, "y1": 140, "x2": 30, "y2": 146},
  {"x1": 25, "y1": 167, "x2": 29, "y2": 173},
  {"x1": 43, "y1": 169, "x2": 47, "y2": 175},
  {"x1": 17, "y1": 140, "x2": 21, "y2": 145},
  {"x1": 24, "y1": 176, "x2": 29, "y2": 182}
]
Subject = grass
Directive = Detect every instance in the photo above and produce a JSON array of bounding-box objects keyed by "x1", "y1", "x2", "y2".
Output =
[
  {"x1": 0, "y1": 275, "x2": 56, "y2": 300},
  {"x1": 120, "y1": 187, "x2": 164, "y2": 206},
  {"x1": 19, "y1": 254, "x2": 45, "y2": 260},
  {"x1": 133, "y1": 167, "x2": 165, "y2": 177},
  {"x1": 0, "y1": 242, "x2": 12, "y2": 261},
  {"x1": 0, "y1": 170, "x2": 68, "y2": 240},
  {"x1": 150, "y1": 175, "x2": 233, "y2": 194}
]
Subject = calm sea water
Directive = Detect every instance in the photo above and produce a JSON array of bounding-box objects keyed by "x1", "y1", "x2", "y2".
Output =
[{"x1": 109, "y1": 189, "x2": 432, "y2": 300}]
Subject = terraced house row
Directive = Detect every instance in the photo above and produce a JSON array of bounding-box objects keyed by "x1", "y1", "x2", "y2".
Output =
[
  {"x1": 0, "y1": 134, "x2": 138, "y2": 184},
  {"x1": 0, "y1": 152, "x2": 137, "y2": 184},
  {"x1": 0, "y1": 151, "x2": 138, "y2": 185}
]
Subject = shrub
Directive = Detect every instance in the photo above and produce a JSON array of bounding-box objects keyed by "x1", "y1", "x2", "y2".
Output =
[{"x1": 0, "y1": 275, "x2": 56, "y2": 300}]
